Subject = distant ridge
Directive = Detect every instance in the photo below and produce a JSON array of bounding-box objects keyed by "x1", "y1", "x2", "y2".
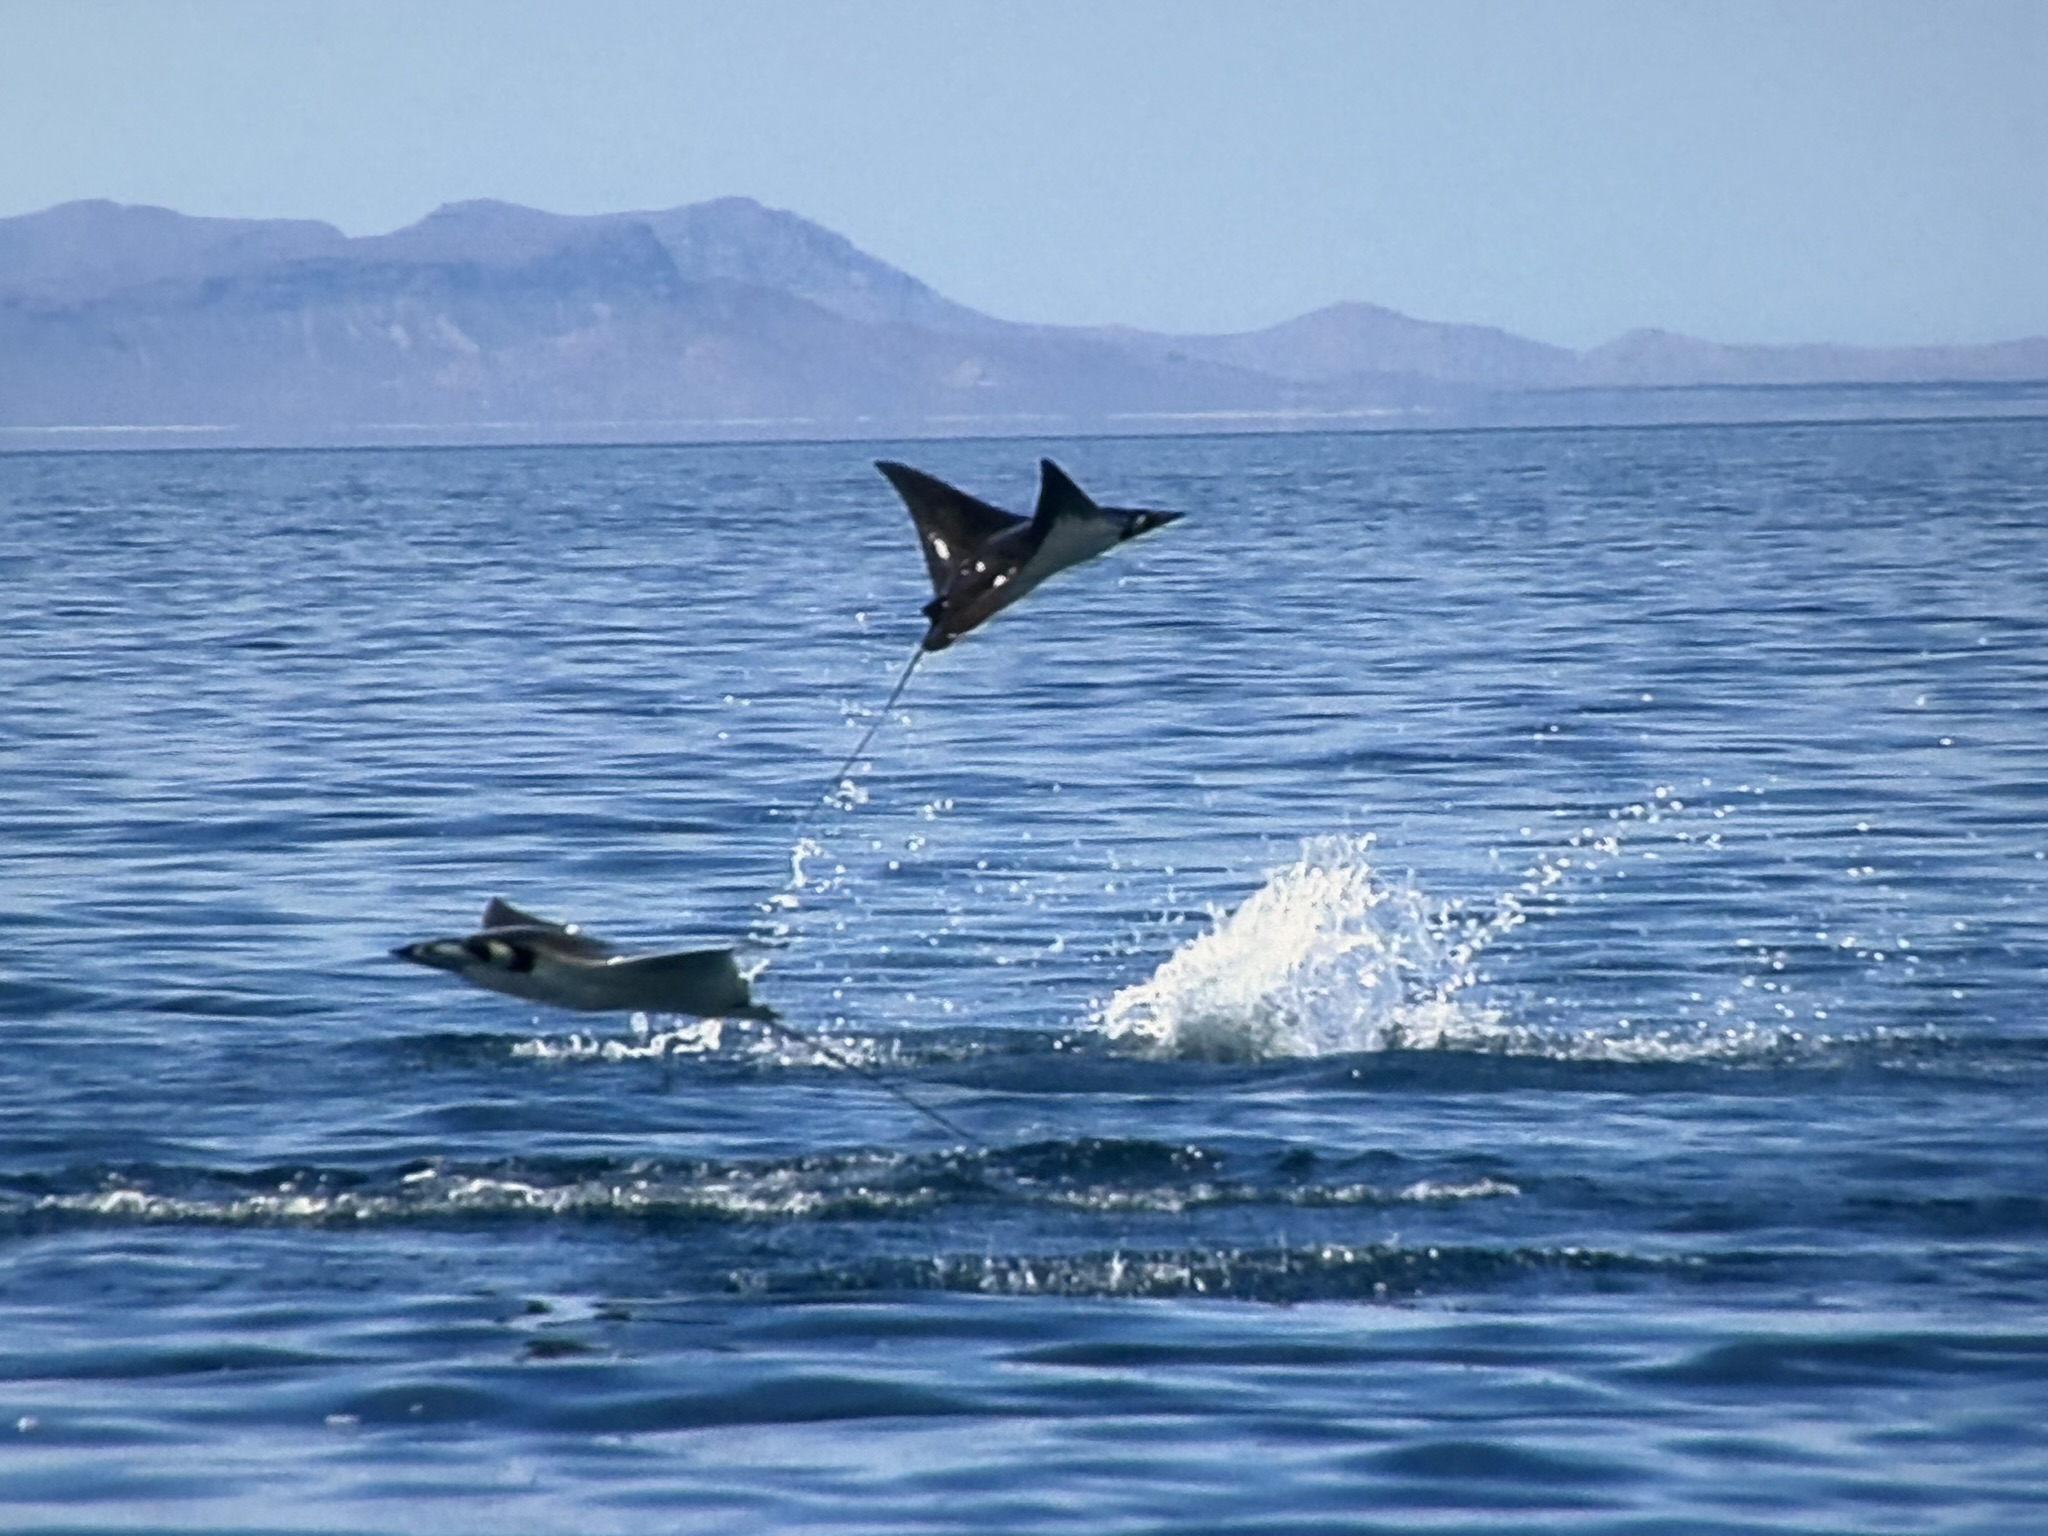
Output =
[{"x1": 3, "y1": 197, "x2": 2044, "y2": 448}]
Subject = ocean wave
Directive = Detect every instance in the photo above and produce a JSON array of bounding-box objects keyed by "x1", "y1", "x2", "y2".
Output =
[
  {"x1": 4, "y1": 1140, "x2": 1520, "y2": 1231},
  {"x1": 731, "y1": 1239, "x2": 1668, "y2": 1304}
]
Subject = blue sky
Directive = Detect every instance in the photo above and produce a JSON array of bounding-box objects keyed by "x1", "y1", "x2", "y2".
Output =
[{"x1": 2, "y1": 0, "x2": 2042, "y2": 347}]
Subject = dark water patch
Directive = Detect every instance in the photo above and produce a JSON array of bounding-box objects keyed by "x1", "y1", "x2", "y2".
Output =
[
  {"x1": 1633, "y1": 1331, "x2": 2048, "y2": 1391},
  {"x1": 1838, "y1": 1191, "x2": 2048, "y2": 1239},
  {"x1": 0, "y1": 1465, "x2": 242, "y2": 1510},
  {"x1": 1358, "y1": 1436, "x2": 1643, "y2": 1501},
  {"x1": 1015, "y1": 1336, "x2": 1397, "y2": 1371},
  {"x1": 0, "y1": 978, "x2": 100, "y2": 1017},
  {"x1": 1011, "y1": 1319, "x2": 1643, "y2": 1379},
  {"x1": 520, "y1": 1335, "x2": 603, "y2": 1361},
  {"x1": 538, "y1": 1374, "x2": 984, "y2": 1436},
  {"x1": 0, "y1": 1340, "x2": 342, "y2": 1383},
  {"x1": 130, "y1": 989, "x2": 334, "y2": 1021}
]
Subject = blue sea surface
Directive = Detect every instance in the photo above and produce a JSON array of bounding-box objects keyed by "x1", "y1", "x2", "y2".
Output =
[{"x1": 3, "y1": 421, "x2": 2046, "y2": 1532}]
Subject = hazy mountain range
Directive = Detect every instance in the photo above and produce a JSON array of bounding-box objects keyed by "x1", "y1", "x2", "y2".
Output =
[{"x1": 3, "y1": 197, "x2": 2044, "y2": 447}]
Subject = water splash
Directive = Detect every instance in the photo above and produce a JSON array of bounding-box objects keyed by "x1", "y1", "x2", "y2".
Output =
[
  {"x1": 1097, "y1": 793, "x2": 1939, "y2": 1066},
  {"x1": 1100, "y1": 835, "x2": 1509, "y2": 1060},
  {"x1": 512, "y1": 1015, "x2": 727, "y2": 1062},
  {"x1": 511, "y1": 1014, "x2": 903, "y2": 1070}
]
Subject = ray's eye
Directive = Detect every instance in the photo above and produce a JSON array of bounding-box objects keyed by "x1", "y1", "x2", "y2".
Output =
[{"x1": 462, "y1": 937, "x2": 495, "y2": 964}]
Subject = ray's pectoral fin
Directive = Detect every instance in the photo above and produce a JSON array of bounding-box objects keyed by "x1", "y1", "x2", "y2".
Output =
[
  {"x1": 1035, "y1": 458, "x2": 1181, "y2": 544},
  {"x1": 609, "y1": 948, "x2": 776, "y2": 1021},
  {"x1": 875, "y1": 459, "x2": 1026, "y2": 599},
  {"x1": 1030, "y1": 457, "x2": 1099, "y2": 535},
  {"x1": 482, "y1": 896, "x2": 553, "y2": 931}
]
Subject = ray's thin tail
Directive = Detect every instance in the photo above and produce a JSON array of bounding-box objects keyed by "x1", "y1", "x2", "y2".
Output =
[
  {"x1": 784, "y1": 641, "x2": 926, "y2": 841},
  {"x1": 748, "y1": 1011, "x2": 980, "y2": 1145},
  {"x1": 737, "y1": 638, "x2": 971, "y2": 1143},
  {"x1": 755, "y1": 638, "x2": 923, "y2": 915}
]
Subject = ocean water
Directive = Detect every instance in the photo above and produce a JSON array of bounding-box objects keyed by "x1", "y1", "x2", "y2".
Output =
[{"x1": 3, "y1": 420, "x2": 2046, "y2": 1533}]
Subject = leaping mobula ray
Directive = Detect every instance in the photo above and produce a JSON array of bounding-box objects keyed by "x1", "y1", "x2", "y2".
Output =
[
  {"x1": 393, "y1": 899, "x2": 976, "y2": 1140},
  {"x1": 877, "y1": 459, "x2": 1181, "y2": 651},
  {"x1": 393, "y1": 898, "x2": 771, "y2": 1019},
  {"x1": 783, "y1": 458, "x2": 1184, "y2": 823}
]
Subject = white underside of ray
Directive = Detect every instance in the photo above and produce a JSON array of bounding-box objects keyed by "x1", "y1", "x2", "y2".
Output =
[{"x1": 1009, "y1": 511, "x2": 1126, "y2": 603}]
